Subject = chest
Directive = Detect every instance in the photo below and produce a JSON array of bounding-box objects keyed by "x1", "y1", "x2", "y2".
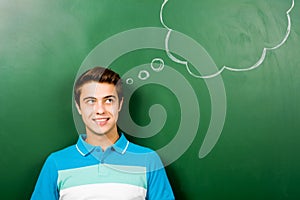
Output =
[{"x1": 57, "y1": 163, "x2": 147, "y2": 200}]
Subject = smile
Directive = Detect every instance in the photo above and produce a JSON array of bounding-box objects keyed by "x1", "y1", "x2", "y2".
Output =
[{"x1": 93, "y1": 118, "x2": 110, "y2": 125}]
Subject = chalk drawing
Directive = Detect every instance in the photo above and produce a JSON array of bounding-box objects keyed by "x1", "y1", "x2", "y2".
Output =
[
  {"x1": 156, "y1": 0, "x2": 295, "y2": 78},
  {"x1": 126, "y1": 78, "x2": 134, "y2": 85},
  {"x1": 151, "y1": 58, "x2": 165, "y2": 72},
  {"x1": 138, "y1": 70, "x2": 150, "y2": 80},
  {"x1": 76, "y1": 1, "x2": 295, "y2": 163}
]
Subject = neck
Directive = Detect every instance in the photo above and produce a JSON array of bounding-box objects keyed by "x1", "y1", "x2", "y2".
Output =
[{"x1": 85, "y1": 130, "x2": 120, "y2": 151}]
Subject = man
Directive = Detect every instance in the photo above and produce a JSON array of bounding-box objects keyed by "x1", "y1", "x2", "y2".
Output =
[{"x1": 31, "y1": 66, "x2": 175, "y2": 200}]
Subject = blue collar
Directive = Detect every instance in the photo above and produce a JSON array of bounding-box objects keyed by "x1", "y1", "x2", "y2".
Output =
[{"x1": 75, "y1": 133, "x2": 130, "y2": 156}]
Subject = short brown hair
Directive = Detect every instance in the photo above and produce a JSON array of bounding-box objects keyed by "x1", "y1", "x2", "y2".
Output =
[{"x1": 74, "y1": 66, "x2": 123, "y2": 106}]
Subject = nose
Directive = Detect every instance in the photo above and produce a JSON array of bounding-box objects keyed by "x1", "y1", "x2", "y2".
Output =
[{"x1": 94, "y1": 101, "x2": 105, "y2": 114}]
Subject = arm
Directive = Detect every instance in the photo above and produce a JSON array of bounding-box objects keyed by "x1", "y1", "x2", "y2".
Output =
[
  {"x1": 146, "y1": 151, "x2": 175, "y2": 200},
  {"x1": 31, "y1": 154, "x2": 59, "y2": 200}
]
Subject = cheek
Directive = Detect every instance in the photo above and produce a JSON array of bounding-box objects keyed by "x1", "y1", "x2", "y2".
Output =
[
  {"x1": 108, "y1": 105, "x2": 120, "y2": 118},
  {"x1": 80, "y1": 106, "x2": 93, "y2": 117}
]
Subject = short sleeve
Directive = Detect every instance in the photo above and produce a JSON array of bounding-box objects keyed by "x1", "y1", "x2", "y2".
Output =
[
  {"x1": 31, "y1": 154, "x2": 59, "y2": 200},
  {"x1": 146, "y1": 151, "x2": 175, "y2": 200}
]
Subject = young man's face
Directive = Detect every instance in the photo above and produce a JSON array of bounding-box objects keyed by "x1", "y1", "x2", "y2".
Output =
[{"x1": 76, "y1": 81, "x2": 123, "y2": 138}]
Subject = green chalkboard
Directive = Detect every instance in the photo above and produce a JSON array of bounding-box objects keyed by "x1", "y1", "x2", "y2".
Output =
[{"x1": 1, "y1": 0, "x2": 300, "y2": 199}]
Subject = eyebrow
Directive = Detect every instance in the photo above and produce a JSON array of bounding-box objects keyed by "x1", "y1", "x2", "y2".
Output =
[
  {"x1": 83, "y1": 97, "x2": 96, "y2": 101},
  {"x1": 103, "y1": 95, "x2": 117, "y2": 99},
  {"x1": 82, "y1": 95, "x2": 117, "y2": 101}
]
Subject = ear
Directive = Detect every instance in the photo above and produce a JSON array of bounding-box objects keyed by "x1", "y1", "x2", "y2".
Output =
[
  {"x1": 118, "y1": 97, "x2": 124, "y2": 112},
  {"x1": 75, "y1": 102, "x2": 82, "y2": 115}
]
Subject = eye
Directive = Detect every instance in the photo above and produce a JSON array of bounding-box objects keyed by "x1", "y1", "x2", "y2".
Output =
[
  {"x1": 86, "y1": 99, "x2": 96, "y2": 104},
  {"x1": 105, "y1": 98, "x2": 114, "y2": 104}
]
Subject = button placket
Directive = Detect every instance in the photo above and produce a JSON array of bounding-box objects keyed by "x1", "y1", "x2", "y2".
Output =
[{"x1": 98, "y1": 148, "x2": 111, "y2": 175}]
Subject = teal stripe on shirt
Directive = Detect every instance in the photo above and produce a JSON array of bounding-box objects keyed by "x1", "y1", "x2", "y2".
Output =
[{"x1": 57, "y1": 163, "x2": 147, "y2": 190}]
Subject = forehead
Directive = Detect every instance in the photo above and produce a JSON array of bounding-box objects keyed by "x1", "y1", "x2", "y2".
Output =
[{"x1": 80, "y1": 81, "x2": 117, "y2": 99}]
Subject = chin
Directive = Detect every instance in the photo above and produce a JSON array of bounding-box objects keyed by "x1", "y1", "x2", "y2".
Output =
[{"x1": 93, "y1": 131, "x2": 108, "y2": 136}]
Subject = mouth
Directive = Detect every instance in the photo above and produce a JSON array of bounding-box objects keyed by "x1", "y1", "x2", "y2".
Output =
[{"x1": 93, "y1": 117, "x2": 110, "y2": 126}]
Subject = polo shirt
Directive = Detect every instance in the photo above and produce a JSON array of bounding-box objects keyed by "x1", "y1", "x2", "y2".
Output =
[{"x1": 31, "y1": 133, "x2": 174, "y2": 200}]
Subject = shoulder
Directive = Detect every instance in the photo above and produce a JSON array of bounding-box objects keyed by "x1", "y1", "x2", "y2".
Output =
[
  {"x1": 127, "y1": 142, "x2": 161, "y2": 161},
  {"x1": 127, "y1": 142, "x2": 164, "y2": 168},
  {"x1": 43, "y1": 144, "x2": 79, "y2": 170},
  {"x1": 127, "y1": 142, "x2": 154, "y2": 154},
  {"x1": 49, "y1": 144, "x2": 77, "y2": 159}
]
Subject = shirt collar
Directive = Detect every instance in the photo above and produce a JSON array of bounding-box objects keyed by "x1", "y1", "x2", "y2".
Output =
[
  {"x1": 76, "y1": 133, "x2": 130, "y2": 156},
  {"x1": 112, "y1": 133, "x2": 130, "y2": 154}
]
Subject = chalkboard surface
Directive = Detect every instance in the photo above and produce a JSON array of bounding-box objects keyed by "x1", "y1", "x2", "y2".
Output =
[{"x1": 1, "y1": 0, "x2": 300, "y2": 199}]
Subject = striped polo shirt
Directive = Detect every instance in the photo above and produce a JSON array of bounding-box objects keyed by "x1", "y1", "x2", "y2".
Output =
[{"x1": 31, "y1": 133, "x2": 174, "y2": 200}]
